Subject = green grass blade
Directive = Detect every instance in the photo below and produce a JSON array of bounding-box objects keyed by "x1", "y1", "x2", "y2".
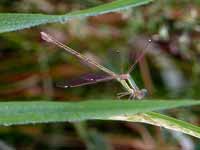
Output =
[
  {"x1": 0, "y1": 0, "x2": 153, "y2": 33},
  {"x1": 110, "y1": 112, "x2": 200, "y2": 138},
  {"x1": 0, "y1": 100, "x2": 199, "y2": 126},
  {"x1": 147, "y1": 112, "x2": 200, "y2": 138}
]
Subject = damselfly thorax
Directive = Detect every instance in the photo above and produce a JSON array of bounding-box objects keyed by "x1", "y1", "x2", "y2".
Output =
[
  {"x1": 41, "y1": 32, "x2": 149, "y2": 100},
  {"x1": 115, "y1": 74, "x2": 147, "y2": 99}
]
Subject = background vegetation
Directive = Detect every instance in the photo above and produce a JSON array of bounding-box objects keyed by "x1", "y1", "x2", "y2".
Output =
[{"x1": 0, "y1": 0, "x2": 199, "y2": 149}]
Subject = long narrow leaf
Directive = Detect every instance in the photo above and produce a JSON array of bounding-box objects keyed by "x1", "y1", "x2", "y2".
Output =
[
  {"x1": 0, "y1": 100, "x2": 199, "y2": 126},
  {"x1": 110, "y1": 112, "x2": 200, "y2": 138},
  {"x1": 0, "y1": 0, "x2": 153, "y2": 33}
]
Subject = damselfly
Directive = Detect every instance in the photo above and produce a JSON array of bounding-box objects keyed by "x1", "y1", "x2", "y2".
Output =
[{"x1": 41, "y1": 32, "x2": 150, "y2": 99}]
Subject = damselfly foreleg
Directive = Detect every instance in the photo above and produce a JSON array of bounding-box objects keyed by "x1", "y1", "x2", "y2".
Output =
[{"x1": 117, "y1": 91, "x2": 131, "y2": 99}]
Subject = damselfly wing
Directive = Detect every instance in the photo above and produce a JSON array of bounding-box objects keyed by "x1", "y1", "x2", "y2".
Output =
[{"x1": 56, "y1": 73, "x2": 115, "y2": 88}]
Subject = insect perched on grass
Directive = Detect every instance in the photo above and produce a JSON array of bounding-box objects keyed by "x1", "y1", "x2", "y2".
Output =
[{"x1": 41, "y1": 32, "x2": 150, "y2": 99}]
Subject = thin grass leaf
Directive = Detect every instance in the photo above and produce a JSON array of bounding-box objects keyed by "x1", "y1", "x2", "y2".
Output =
[
  {"x1": 0, "y1": 0, "x2": 153, "y2": 33},
  {"x1": 0, "y1": 100, "x2": 199, "y2": 126},
  {"x1": 110, "y1": 112, "x2": 200, "y2": 138}
]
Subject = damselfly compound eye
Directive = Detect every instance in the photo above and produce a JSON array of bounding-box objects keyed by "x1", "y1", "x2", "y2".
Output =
[{"x1": 140, "y1": 89, "x2": 148, "y2": 98}]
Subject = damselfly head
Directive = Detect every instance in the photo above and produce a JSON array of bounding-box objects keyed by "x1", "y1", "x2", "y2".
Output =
[{"x1": 136, "y1": 89, "x2": 148, "y2": 99}]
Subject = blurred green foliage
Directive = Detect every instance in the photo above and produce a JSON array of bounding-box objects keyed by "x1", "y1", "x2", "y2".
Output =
[{"x1": 0, "y1": 0, "x2": 199, "y2": 149}]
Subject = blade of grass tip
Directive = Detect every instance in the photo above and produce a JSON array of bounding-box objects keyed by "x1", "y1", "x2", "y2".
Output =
[
  {"x1": 109, "y1": 112, "x2": 200, "y2": 139},
  {"x1": 0, "y1": 0, "x2": 153, "y2": 33}
]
